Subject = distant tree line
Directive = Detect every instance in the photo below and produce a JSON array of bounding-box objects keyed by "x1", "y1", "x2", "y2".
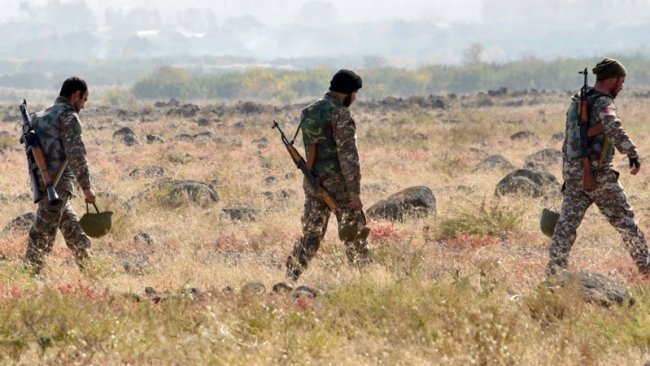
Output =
[
  {"x1": 3, "y1": 55, "x2": 650, "y2": 102},
  {"x1": 130, "y1": 55, "x2": 650, "y2": 102}
]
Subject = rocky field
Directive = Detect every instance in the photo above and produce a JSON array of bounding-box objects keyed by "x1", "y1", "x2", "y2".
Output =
[{"x1": 1, "y1": 88, "x2": 650, "y2": 364}]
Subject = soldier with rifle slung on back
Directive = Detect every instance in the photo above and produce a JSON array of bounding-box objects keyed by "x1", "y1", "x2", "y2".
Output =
[
  {"x1": 278, "y1": 70, "x2": 371, "y2": 281},
  {"x1": 23, "y1": 77, "x2": 96, "y2": 274},
  {"x1": 546, "y1": 59, "x2": 650, "y2": 277}
]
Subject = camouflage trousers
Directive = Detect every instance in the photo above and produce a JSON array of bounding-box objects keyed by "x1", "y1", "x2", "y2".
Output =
[
  {"x1": 286, "y1": 174, "x2": 371, "y2": 281},
  {"x1": 25, "y1": 189, "x2": 91, "y2": 274},
  {"x1": 547, "y1": 170, "x2": 650, "y2": 276}
]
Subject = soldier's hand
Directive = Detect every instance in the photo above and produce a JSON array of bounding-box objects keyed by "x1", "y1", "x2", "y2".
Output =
[
  {"x1": 83, "y1": 188, "x2": 96, "y2": 204},
  {"x1": 350, "y1": 193, "x2": 363, "y2": 210},
  {"x1": 629, "y1": 155, "x2": 641, "y2": 175}
]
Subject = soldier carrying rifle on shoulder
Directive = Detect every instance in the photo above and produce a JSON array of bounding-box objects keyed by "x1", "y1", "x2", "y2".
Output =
[
  {"x1": 546, "y1": 59, "x2": 650, "y2": 277},
  {"x1": 22, "y1": 77, "x2": 96, "y2": 275},
  {"x1": 274, "y1": 70, "x2": 371, "y2": 282}
]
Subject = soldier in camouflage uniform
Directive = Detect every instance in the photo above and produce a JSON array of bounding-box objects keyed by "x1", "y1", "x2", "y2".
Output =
[
  {"x1": 547, "y1": 59, "x2": 650, "y2": 276},
  {"x1": 25, "y1": 77, "x2": 96, "y2": 274},
  {"x1": 286, "y1": 69, "x2": 370, "y2": 281}
]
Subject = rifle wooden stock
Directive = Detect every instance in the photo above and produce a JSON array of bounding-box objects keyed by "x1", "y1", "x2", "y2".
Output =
[
  {"x1": 273, "y1": 120, "x2": 339, "y2": 212},
  {"x1": 30, "y1": 146, "x2": 54, "y2": 185},
  {"x1": 578, "y1": 69, "x2": 595, "y2": 191},
  {"x1": 581, "y1": 158, "x2": 595, "y2": 191},
  {"x1": 284, "y1": 143, "x2": 338, "y2": 211}
]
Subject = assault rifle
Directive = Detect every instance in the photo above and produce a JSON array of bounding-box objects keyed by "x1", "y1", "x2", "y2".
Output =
[
  {"x1": 19, "y1": 99, "x2": 62, "y2": 207},
  {"x1": 578, "y1": 68, "x2": 596, "y2": 191},
  {"x1": 272, "y1": 120, "x2": 338, "y2": 210}
]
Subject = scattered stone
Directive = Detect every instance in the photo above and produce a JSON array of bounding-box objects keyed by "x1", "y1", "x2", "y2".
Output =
[
  {"x1": 547, "y1": 271, "x2": 635, "y2": 307},
  {"x1": 272, "y1": 282, "x2": 294, "y2": 294},
  {"x1": 154, "y1": 98, "x2": 180, "y2": 108},
  {"x1": 510, "y1": 131, "x2": 539, "y2": 141},
  {"x1": 476, "y1": 154, "x2": 514, "y2": 171},
  {"x1": 167, "y1": 180, "x2": 219, "y2": 207},
  {"x1": 488, "y1": 87, "x2": 508, "y2": 97},
  {"x1": 222, "y1": 208, "x2": 257, "y2": 221},
  {"x1": 146, "y1": 134, "x2": 165, "y2": 144},
  {"x1": 129, "y1": 165, "x2": 167, "y2": 179},
  {"x1": 174, "y1": 133, "x2": 194, "y2": 142},
  {"x1": 367, "y1": 186, "x2": 436, "y2": 222},
  {"x1": 113, "y1": 127, "x2": 140, "y2": 146},
  {"x1": 134, "y1": 231, "x2": 154, "y2": 245},
  {"x1": 3, "y1": 212, "x2": 35, "y2": 232},
  {"x1": 241, "y1": 282, "x2": 266, "y2": 296},
  {"x1": 263, "y1": 176, "x2": 277, "y2": 185},
  {"x1": 495, "y1": 168, "x2": 559, "y2": 197},
  {"x1": 524, "y1": 148, "x2": 562, "y2": 167},
  {"x1": 197, "y1": 118, "x2": 210, "y2": 126},
  {"x1": 477, "y1": 98, "x2": 494, "y2": 107},
  {"x1": 292, "y1": 285, "x2": 317, "y2": 300},
  {"x1": 144, "y1": 286, "x2": 168, "y2": 303}
]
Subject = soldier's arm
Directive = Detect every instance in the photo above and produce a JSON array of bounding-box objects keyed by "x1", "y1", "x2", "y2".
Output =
[
  {"x1": 596, "y1": 96, "x2": 639, "y2": 159},
  {"x1": 332, "y1": 108, "x2": 361, "y2": 194},
  {"x1": 59, "y1": 112, "x2": 92, "y2": 190}
]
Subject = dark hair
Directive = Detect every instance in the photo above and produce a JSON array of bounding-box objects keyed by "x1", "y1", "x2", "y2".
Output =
[{"x1": 59, "y1": 76, "x2": 88, "y2": 98}]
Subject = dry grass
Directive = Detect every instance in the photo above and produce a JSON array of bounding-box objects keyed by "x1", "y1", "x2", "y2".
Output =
[{"x1": 1, "y1": 90, "x2": 650, "y2": 364}]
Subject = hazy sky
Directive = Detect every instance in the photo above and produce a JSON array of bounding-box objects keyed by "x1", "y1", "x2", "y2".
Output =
[{"x1": 0, "y1": 0, "x2": 483, "y2": 26}]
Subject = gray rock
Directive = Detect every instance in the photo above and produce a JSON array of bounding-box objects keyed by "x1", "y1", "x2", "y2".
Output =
[
  {"x1": 476, "y1": 154, "x2": 514, "y2": 171},
  {"x1": 113, "y1": 127, "x2": 140, "y2": 146},
  {"x1": 548, "y1": 271, "x2": 635, "y2": 307},
  {"x1": 292, "y1": 285, "x2": 317, "y2": 300},
  {"x1": 495, "y1": 168, "x2": 559, "y2": 197},
  {"x1": 241, "y1": 281, "x2": 266, "y2": 296},
  {"x1": 154, "y1": 99, "x2": 180, "y2": 108},
  {"x1": 167, "y1": 180, "x2": 219, "y2": 207},
  {"x1": 510, "y1": 131, "x2": 539, "y2": 141},
  {"x1": 367, "y1": 186, "x2": 436, "y2": 222},
  {"x1": 222, "y1": 208, "x2": 257, "y2": 221},
  {"x1": 272, "y1": 282, "x2": 294, "y2": 294},
  {"x1": 146, "y1": 134, "x2": 166, "y2": 144},
  {"x1": 3, "y1": 212, "x2": 35, "y2": 232},
  {"x1": 129, "y1": 165, "x2": 167, "y2": 179},
  {"x1": 524, "y1": 148, "x2": 562, "y2": 166},
  {"x1": 477, "y1": 98, "x2": 494, "y2": 107},
  {"x1": 174, "y1": 133, "x2": 194, "y2": 142},
  {"x1": 134, "y1": 231, "x2": 154, "y2": 245}
]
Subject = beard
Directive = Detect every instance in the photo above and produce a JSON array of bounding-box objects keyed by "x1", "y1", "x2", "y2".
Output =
[{"x1": 343, "y1": 94, "x2": 353, "y2": 107}]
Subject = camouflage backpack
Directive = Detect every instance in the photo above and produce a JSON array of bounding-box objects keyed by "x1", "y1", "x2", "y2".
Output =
[
  {"x1": 565, "y1": 89, "x2": 609, "y2": 160},
  {"x1": 30, "y1": 101, "x2": 75, "y2": 174}
]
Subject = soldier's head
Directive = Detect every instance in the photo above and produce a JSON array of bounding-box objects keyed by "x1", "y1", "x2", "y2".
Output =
[
  {"x1": 60, "y1": 76, "x2": 89, "y2": 113},
  {"x1": 593, "y1": 58, "x2": 626, "y2": 98},
  {"x1": 329, "y1": 69, "x2": 362, "y2": 107}
]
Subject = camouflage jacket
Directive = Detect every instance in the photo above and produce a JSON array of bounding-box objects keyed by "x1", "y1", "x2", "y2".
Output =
[
  {"x1": 300, "y1": 92, "x2": 361, "y2": 194},
  {"x1": 31, "y1": 96, "x2": 91, "y2": 194},
  {"x1": 562, "y1": 87, "x2": 639, "y2": 181}
]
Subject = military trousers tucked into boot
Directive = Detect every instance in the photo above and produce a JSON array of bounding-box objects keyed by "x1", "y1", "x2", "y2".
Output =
[
  {"x1": 286, "y1": 174, "x2": 370, "y2": 281},
  {"x1": 547, "y1": 170, "x2": 650, "y2": 276},
  {"x1": 25, "y1": 189, "x2": 91, "y2": 274}
]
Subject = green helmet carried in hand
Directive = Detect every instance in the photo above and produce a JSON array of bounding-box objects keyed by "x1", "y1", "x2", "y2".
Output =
[
  {"x1": 540, "y1": 208, "x2": 560, "y2": 238},
  {"x1": 80, "y1": 203, "x2": 113, "y2": 238}
]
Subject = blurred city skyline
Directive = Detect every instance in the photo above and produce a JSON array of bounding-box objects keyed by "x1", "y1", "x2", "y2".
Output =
[{"x1": 0, "y1": 0, "x2": 649, "y2": 66}]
